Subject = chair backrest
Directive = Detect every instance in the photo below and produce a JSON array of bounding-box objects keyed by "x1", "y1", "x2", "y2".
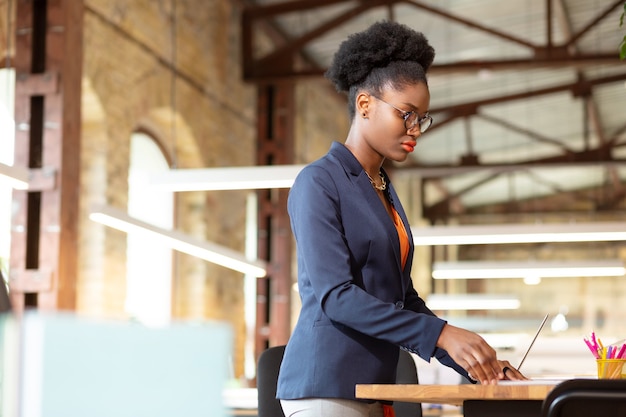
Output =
[
  {"x1": 256, "y1": 346, "x2": 422, "y2": 417},
  {"x1": 257, "y1": 345, "x2": 286, "y2": 417},
  {"x1": 394, "y1": 350, "x2": 422, "y2": 417},
  {"x1": 0, "y1": 270, "x2": 11, "y2": 313},
  {"x1": 541, "y1": 378, "x2": 626, "y2": 417}
]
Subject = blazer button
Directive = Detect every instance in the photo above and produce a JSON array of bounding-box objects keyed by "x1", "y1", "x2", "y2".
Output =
[{"x1": 395, "y1": 301, "x2": 404, "y2": 310}]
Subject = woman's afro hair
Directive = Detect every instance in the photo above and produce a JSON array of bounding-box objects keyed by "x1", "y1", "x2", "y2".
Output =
[{"x1": 325, "y1": 20, "x2": 435, "y2": 92}]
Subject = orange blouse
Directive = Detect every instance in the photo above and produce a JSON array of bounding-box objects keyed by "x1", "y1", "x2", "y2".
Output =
[{"x1": 391, "y1": 207, "x2": 409, "y2": 269}]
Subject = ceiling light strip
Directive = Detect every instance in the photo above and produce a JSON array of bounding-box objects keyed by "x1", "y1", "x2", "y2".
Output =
[
  {"x1": 412, "y1": 222, "x2": 626, "y2": 245},
  {"x1": 426, "y1": 294, "x2": 521, "y2": 310},
  {"x1": 0, "y1": 162, "x2": 29, "y2": 190},
  {"x1": 89, "y1": 205, "x2": 267, "y2": 277},
  {"x1": 148, "y1": 164, "x2": 307, "y2": 192},
  {"x1": 432, "y1": 260, "x2": 625, "y2": 279}
]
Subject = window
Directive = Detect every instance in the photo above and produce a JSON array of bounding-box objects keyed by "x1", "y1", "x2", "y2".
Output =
[
  {"x1": 0, "y1": 69, "x2": 15, "y2": 277},
  {"x1": 126, "y1": 132, "x2": 174, "y2": 325}
]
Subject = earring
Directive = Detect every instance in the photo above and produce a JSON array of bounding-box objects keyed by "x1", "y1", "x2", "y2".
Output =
[{"x1": 362, "y1": 113, "x2": 368, "y2": 119}]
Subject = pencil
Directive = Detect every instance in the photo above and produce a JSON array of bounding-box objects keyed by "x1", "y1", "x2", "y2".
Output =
[{"x1": 617, "y1": 344, "x2": 626, "y2": 359}]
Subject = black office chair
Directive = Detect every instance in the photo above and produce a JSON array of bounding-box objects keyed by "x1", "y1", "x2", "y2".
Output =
[
  {"x1": 256, "y1": 346, "x2": 422, "y2": 417},
  {"x1": 394, "y1": 349, "x2": 423, "y2": 417},
  {"x1": 541, "y1": 378, "x2": 626, "y2": 417},
  {"x1": 0, "y1": 270, "x2": 11, "y2": 313},
  {"x1": 257, "y1": 345, "x2": 287, "y2": 417}
]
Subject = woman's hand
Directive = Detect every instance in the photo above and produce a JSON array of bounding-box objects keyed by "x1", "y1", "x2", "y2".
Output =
[
  {"x1": 437, "y1": 324, "x2": 503, "y2": 385},
  {"x1": 499, "y1": 360, "x2": 528, "y2": 381}
]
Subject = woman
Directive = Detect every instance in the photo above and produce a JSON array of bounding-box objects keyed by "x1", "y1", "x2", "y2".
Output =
[{"x1": 276, "y1": 21, "x2": 526, "y2": 417}]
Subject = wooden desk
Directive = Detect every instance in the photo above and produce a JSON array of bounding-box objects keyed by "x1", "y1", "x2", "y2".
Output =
[
  {"x1": 356, "y1": 383, "x2": 557, "y2": 406},
  {"x1": 356, "y1": 382, "x2": 562, "y2": 417}
]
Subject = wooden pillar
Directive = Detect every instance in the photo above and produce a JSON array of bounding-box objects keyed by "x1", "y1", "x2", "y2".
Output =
[
  {"x1": 9, "y1": 0, "x2": 83, "y2": 311},
  {"x1": 255, "y1": 83, "x2": 294, "y2": 355}
]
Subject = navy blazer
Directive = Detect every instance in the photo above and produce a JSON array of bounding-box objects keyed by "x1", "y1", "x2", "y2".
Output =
[{"x1": 276, "y1": 142, "x2": 468, "y2": 401}]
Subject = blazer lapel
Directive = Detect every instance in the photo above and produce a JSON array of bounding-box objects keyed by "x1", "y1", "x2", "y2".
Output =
[{"x1": 328, "y1": 142, "x2": 406, "y2": 277}]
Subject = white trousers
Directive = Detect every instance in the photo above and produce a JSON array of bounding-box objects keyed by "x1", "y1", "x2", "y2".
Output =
[{"x1": 280, "y1": 398, "x2": 385, "y2": 417}]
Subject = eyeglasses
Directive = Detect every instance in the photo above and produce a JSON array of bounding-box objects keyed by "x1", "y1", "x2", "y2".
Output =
[{"x1": 373, "y1": 96, "x2": 433, "y2": 134}]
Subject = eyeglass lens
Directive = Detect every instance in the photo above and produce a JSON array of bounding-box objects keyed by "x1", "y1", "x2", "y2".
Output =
[{"x1": 406, "y1": 113, "x2": 431, "y2": 133}]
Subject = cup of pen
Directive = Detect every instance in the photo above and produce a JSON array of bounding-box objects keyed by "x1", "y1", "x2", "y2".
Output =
[{"x1": 596, "y1": 358, "x2": 626, "y2": 379}]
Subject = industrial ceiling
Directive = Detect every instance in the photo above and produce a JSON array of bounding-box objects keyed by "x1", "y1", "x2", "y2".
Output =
[{"x1": 241, "y1": 0, "x2": 626, "y2": 222}]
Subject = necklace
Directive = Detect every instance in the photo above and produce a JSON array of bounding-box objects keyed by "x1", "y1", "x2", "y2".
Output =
[{"x1": 365, "y1": 170, "x2": 387, "y2": 191}]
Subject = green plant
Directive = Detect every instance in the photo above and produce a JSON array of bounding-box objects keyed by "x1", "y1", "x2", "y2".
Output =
[{"x1": 621, "y1": 2, "x2": 626, "y2": 59}]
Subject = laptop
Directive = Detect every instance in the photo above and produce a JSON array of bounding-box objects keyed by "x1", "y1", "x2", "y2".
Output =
[{"x1": 517, "y1": 313, "x2": 549, "y2": 371}]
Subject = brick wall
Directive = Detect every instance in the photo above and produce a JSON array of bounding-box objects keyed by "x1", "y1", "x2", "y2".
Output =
[{"x1": 74, "y1": 0, "x2": 348, "y2": 380}]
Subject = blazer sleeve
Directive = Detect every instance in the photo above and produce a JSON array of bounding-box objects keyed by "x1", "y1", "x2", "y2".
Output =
[{"x1": 403, "y1": 280, "x2": 473, "y2": 380}]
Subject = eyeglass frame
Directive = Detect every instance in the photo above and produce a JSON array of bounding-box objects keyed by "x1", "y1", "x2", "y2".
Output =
[{"x1": 372, "y1": 95, "x2": 433, "y2": 134}]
